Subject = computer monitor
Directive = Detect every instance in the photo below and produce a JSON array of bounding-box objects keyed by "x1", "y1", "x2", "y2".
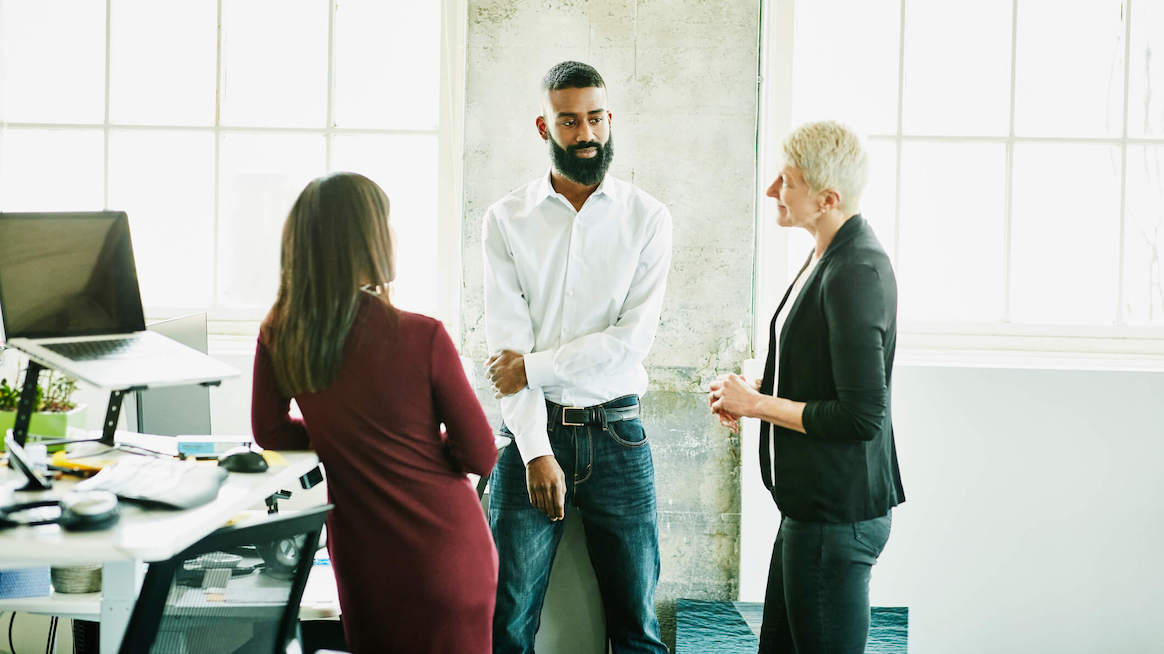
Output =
[{"x1": 131, "y1": 314, "x2": 212, "y2": 435}]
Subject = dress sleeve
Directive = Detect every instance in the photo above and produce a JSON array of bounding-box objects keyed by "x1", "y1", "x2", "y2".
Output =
[
  {"x1": 250, "y1": 339, "x2": 311, "y2": 450},
  {"x1": 431, "y1": 322, "x2": 497, "y2": 475},
  {"x1": 801, "y1": 261, "x2": 891, "y2": 442}
]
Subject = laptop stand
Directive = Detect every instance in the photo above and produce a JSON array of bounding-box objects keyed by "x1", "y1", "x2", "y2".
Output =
[
  {"x1": 8, "y1": 360, "x2": 219, "y2": 451},
  {"x1": 10, "y1": 360, "x2": 127, "y2": 449}
]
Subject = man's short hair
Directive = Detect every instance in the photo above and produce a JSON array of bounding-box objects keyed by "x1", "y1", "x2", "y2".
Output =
[
  {"x1": 542, "y1": 61, "x2": 605, "y2": 92},
  {"x1": 782, "y1": 120, "x2": 869, "y2": 215}
]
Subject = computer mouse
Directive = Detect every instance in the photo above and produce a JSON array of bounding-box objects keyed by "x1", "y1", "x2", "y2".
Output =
[{"x1": 217, "y1": 447, "x2": 269, "y2": 473}]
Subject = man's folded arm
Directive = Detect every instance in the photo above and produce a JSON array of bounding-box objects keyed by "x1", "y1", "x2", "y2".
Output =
[
  {"x1": 483, "y1": 208, "x2": 552, "y2": 464},
  {"x1": 524, "y1": 207, "x2": 673, "y2": 390}
]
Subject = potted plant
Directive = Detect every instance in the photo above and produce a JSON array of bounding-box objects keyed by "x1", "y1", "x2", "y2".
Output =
[{"x1": 0, "y1": 366, "x2": 87, "y2": 450}]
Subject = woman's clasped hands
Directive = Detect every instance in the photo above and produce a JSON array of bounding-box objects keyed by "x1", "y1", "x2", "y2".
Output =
[{"x1": 707, "y1": 373, "x2": 763, "y2": 434}]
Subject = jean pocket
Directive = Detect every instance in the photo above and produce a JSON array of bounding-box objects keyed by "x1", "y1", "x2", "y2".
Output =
[
  {"x1": 852, "y1": 514, "x2": 892, "y2": 558},
  {"x1": 604, "y1": 418, "x2": 648, "y2": 447}
]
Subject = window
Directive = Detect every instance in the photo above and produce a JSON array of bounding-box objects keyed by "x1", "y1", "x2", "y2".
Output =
[
  {"x1": 0, "y1": 0, "x2": 457, "y2": 331},
  {"x1": 757, "y1": 0, "x2": 1164, "y2": 366}
]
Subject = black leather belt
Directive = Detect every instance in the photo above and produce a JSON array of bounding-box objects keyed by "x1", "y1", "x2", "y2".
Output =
[{"x1": 549, "y1": 398, "x2": 640, "y2": 427}]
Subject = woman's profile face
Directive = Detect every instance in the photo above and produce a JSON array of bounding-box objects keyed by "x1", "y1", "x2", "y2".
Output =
[{"x1": 767, "y1": 164, "x2": 822, "y2": 231}]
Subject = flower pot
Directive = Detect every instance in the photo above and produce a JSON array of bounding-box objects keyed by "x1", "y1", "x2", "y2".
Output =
[{"x1": 0, "y1": 405, "x2": 88, "y2": 451}]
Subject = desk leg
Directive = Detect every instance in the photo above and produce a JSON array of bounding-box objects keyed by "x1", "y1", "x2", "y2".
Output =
[{"x1": 100, "y1": 560, "x2": 143, "y2": 654}]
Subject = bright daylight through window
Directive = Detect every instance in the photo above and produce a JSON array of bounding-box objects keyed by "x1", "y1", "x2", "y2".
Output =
[
  {"x1": 773, "y1": 0, "x2": 1164, "y2": 347},
  {"x1": 0, "y1": 0, "x2": 442, "y2": 322}
]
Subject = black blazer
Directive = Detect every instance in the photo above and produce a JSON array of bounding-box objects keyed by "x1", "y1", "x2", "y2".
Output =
[{"x1": 760, "y1": 215, "x2": 905, "y2": 523}]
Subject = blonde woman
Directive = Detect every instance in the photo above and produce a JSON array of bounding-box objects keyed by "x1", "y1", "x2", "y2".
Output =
[{"x1": 710, "y1": 122, "x2": 905, "y2": 654}]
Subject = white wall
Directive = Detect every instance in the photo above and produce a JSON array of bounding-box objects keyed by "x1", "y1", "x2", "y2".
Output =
[{"x1": 742, "y1": 363, "x2": 1164, "y2": 653}]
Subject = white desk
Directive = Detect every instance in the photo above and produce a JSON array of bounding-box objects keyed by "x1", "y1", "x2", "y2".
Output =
[{"x1": 0, "y1": 450, "x2": 321, "y2": 653}]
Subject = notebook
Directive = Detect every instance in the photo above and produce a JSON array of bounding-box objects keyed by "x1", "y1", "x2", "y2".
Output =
[{"x1": 0, "y1": 211, "x2": 238, "y2": 390}]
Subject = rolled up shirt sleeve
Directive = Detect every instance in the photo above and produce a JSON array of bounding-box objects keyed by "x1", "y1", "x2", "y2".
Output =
[{"x1": 482, "y1": 207, "x2": 552, "y2": 465}]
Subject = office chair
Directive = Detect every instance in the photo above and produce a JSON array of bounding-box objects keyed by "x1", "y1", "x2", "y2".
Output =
[{"x1": 118, "y1": 504, "x2": 332, "y2": 654}]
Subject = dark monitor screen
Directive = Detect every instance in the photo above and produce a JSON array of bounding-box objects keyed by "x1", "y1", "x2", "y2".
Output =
[{"x1": 0, "y1": 211, "x2": 146, "y2": 340}]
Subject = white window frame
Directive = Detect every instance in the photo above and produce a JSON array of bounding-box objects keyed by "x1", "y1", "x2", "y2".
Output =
[
  {"x1": 0, "y1": 0, "x2": 466, "y2": 349},
  {"x1": 755, "y1": 0, "x2": 1164, "y2": 371}
]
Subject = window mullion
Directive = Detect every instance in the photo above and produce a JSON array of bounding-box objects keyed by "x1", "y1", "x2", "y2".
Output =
[
  {"x1": 1117, "y1": 0, "x2": 1134, "y2": 326},
  {"x1": 1002, "y1": 0, "x2": 1019, "y2": 324},
  {"x1": 325, "y1": 0, "x2": 336, "y2": 171},
  {"x1": 212, "y1": 0, "x2": 223, "y2": 313},
  {"x1": 103, "y1": 0, "x2": 112, "y2": 210},
  {"x1": 893, "y1": 0, "x2": 905, "y2": 266}
]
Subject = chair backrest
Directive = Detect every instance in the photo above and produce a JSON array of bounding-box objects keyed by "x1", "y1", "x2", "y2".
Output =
[{"x1": 119, "y1": 504, "x2": 332, "y2": 654}]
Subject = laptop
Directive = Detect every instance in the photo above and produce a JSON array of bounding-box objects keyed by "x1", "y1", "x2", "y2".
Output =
[{"x1": 0, "y1": 211, "x2": 239, "y2": 390}]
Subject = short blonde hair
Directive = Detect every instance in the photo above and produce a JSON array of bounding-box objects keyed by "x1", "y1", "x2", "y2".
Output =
[{"x1": 782, "y1": 121, "x2": 869, "y2": 214}]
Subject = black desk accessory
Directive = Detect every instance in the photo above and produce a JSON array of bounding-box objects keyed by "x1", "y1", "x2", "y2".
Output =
[
  {"x1": 1, "y1": 435, "x2": 121, "y2": 531},
  {"x1": 218, "y1": 446, "x2": 269, "y2": 473}
]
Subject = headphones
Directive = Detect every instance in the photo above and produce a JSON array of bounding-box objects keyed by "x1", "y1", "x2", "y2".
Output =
[{"x1": 0, "y1": 490, "x2": 121, "y2": 532}]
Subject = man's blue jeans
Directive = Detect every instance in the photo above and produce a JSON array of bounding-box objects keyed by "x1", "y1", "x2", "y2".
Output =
[{"x1": 489, "y1": 395, "x2": 666, "y2": 654}]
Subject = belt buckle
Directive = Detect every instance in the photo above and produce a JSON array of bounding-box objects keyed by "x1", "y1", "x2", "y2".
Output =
[{"x1": 561, "y1": 406, "x2": 586, "y2": 427}]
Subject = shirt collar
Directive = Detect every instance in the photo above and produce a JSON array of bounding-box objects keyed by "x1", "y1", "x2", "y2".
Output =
[{"x1": 537, "y1": 168, "x2": 617, "y2": 207}]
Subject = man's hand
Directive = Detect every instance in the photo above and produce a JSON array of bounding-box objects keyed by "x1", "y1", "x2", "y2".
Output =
[
  {"x1": 486, "y1": 350, "x2": 527, "y2": 398},
  {"x1": 526, "y1": 455, "x2": 566, "y2": 521}
]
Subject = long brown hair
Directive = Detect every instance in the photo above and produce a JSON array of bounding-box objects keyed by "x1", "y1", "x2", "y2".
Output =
[{"x1": 263, "y1": 172, "x2": 396, "y2": 397}]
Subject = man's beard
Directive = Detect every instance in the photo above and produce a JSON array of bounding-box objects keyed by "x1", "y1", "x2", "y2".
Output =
[{"x1": 549, "y1": 133, "x2": 615, "y2": 186}]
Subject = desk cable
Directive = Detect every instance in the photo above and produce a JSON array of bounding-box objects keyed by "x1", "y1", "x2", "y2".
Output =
[{"x1": 43, "y1": 616, "x2": 57, "y2": 654}]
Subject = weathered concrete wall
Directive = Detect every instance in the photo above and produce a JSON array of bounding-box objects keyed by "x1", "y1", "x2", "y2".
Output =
[{"x1": 461, "y1": 0, "x2": 760, "y2": 646}]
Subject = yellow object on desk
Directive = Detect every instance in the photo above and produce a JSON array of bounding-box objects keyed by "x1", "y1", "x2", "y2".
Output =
[
  {"x1": 50, "y1": 448, "x2": 118, "y2": 473},
  {"x1": 260, "y1": 450, "x2": 287, "y2": 467}
]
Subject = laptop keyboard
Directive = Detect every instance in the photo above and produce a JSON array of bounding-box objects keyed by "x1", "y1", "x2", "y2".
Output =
[
  {"x1": 43, "y1": 337, "x2": 147, "y2": 361},
  {"x1": 75, "y1": 455, "x2": 229, "y2": 510}
]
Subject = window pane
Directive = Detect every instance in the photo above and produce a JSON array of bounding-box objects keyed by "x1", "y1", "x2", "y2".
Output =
[
  {"x1": 0, "y1": 128, "x2": 103, "y2": 211},
  {"x1": 109, "y1": 130, "x2": 215, "y2": 309},
  {"x1": 333, "y1": 0, "x2": 440, "y2": 130},
  {"x1": 1011, "y1": 144, "x2": 1121, "y2": 325},
  {"x1": 863, "y1": 138, "x2": 897, "y2": 261},
  {"x1": 899, "y1": 142, "x2": 1006, "y2": 323},
  {"x1": 1128, "y1": 0, "x2": 1164, "y2": 138},
  {"x1": 1123, "y1": 146, "x2": 1164, "y2": 325},
  {"x1": 0, "y1": 1, "x2": 105, "y2": 123},
  {"x1": 1014, "y1": 0, "x2": 1124, "y2": 137},
  {"x1": 791, "y1": 0, "x2": 899, "y2": 136},
  {"x1": 218, "y1": 133, "x2": 327, "y2": 309},
  {"x1": 220, "y1": 0, "x2": 328, "y2": 127},
  {"x1": 331, "y1": 134, "x2": 440, "y2": 316},
  {"x1": 902, "y1": 0, "x2": 1011, "y2": 136},
  {"x1": 109, "y1": 0, "x2": 216, "y2": 125}
]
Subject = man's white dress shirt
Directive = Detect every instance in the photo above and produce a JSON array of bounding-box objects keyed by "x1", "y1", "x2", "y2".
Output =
[{"x1": 482, "y1": 171, "x2": 673, "y2": 465}]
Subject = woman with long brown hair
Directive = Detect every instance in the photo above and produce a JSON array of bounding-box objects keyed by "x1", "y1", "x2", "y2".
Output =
[{"x1": 251, "y1": 172, "x2": 498, "y2": 653}]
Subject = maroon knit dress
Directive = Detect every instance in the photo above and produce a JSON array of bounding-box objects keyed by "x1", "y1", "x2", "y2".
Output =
[{"x1": 251, "y1": 295, "x2": 498, "y2": 653}]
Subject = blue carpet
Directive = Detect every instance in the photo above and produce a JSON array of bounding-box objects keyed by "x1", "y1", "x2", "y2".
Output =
[{"x1": 676, "y1": 600, "x2": 907, "y2": 653}]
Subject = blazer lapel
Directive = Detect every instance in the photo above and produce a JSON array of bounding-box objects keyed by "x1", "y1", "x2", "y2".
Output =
[{"x1": 777, "y1": 215, "x2": 868, "y2": 357}]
